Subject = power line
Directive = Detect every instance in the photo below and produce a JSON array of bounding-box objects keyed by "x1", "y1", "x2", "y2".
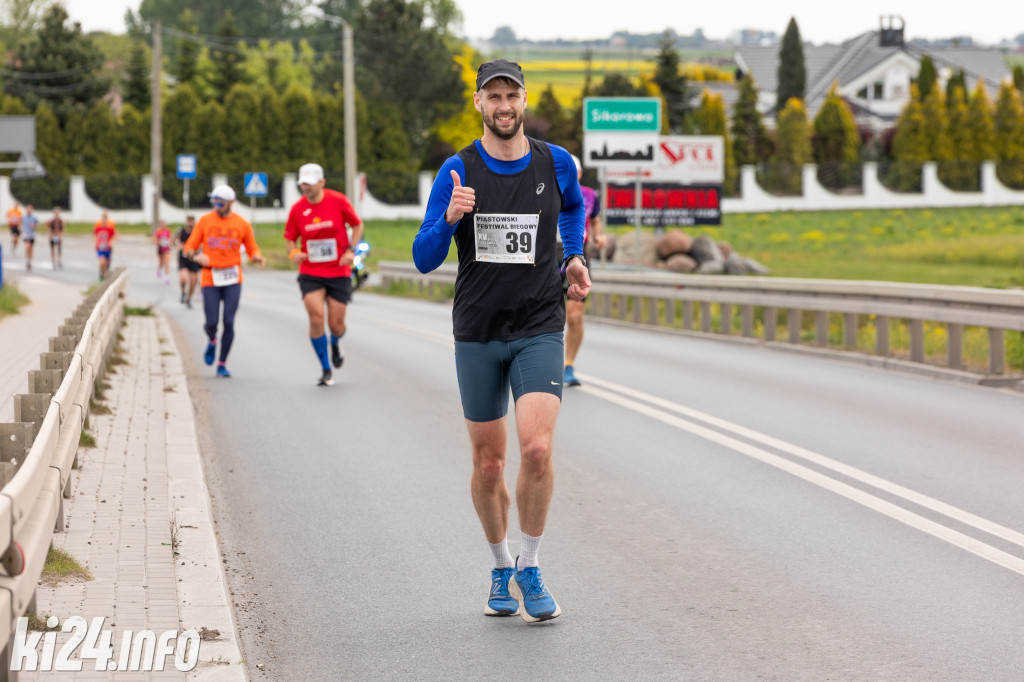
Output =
[{"x1": 0, "y1": 61, "x2": 106, "y2": 80}]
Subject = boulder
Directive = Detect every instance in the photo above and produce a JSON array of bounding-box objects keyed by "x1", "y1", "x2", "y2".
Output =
[
  {"x1": 664, "y1": 253, "x2": 698, "y2": 273},
  {"x1": 656, "y1": 230, "x2": 693, "y2": 259},
  {"x1": 724, "y1": 252, "x2": 748, "y2": 275},
  {"x1": 744, "y1": 257, "x2": 770, "y2": 275},
  {"x1": 612, "y1": 231, "x2": 659, "y2": 267},
  {"x1": 696, "y1": 258, "x2": 726, "y2": 274},
  {"x1": 717, "y1": 241, "x2": 734, "y2": 259},
  {"x1": 585, "y1": 233, "x2": 616, "y2": 262},
  {"x1": 689, "y1": 234, "x2": 725, "y2": 265}
]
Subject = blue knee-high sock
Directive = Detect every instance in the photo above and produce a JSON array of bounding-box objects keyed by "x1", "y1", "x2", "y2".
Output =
[
  {"x1": 330, "y1": 332, "x2": 342, "y2": 346},
  {"x1": 311, "y1": 334, "x2": 330, "y2": 371}
]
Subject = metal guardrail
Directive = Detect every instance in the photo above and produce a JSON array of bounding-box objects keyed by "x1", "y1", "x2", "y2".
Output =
[
  {"x1": 0, "y1": 269, "x2": 126, "y2": 668},
  {"x1": 378, "y1": 261, "x2": 1024, "y2": 383}
]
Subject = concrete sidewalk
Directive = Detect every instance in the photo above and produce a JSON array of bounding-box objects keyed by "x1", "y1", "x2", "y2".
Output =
[{"x1": 1, "y1": 275, "x2": 246, "y2": 680}]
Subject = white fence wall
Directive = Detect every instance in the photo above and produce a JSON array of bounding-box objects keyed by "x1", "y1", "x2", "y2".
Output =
[{"x1": 4, "y1": 160, "x2": 1024, "y2": 225}]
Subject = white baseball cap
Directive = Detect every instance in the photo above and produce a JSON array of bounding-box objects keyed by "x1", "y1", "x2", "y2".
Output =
[
  {"x1": 297, "y1": 163, "x2": 325, "y2": 186},
  {"x1": 208, "y1": 185, "x2": 236, "y2": 202}
]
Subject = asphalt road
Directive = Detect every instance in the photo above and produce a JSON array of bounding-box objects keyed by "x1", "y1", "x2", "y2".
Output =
[{"x1": 18, "y1": 234, "x2": 1024, "y2": 680}]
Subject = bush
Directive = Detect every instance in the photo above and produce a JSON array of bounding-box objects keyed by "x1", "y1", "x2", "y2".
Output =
[
  {"x1": 84, "y1": 174, "x2": 142, "y2": 209},
  {"x1": 10, "y1": 175, "x2": 70, "y2": 210},
  {"x1": 364, "y1": 169, "x2": 418, "y2": 204}
]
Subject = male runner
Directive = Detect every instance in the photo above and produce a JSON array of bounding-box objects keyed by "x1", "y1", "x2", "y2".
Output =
[
  {"x1": 414, "y1": 58, "x2": 589, "y2": 622},
  {"x1": 284, "y1": 162, "x2": 364, "y2": 386},
  {"x1": 94, "y1": 212, "x2": 117, "y2": 281},
  {"x1": 183, "y1": 185, "x2": 266, "y2": 378}
]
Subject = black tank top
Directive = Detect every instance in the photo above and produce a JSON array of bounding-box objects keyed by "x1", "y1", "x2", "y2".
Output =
[{"x1": 452, "y1": 139, "x2": 565, "y2": 342}]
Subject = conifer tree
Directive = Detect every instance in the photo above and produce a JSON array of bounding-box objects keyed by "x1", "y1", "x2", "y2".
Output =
[
  {"x1": 812, "y1": 83, "x2": 860, "y2": 188},
  {"x1": 223, "y1": 84, "x2": 261, "y2": 173},
  {"x1": 776, "y1": 18, "x2": 806, "y2": 112},
  {"x1": 196, "y1": 100, "x2": 228, "y2": 175},
  {"x1": 123, "y1": 41, "x2": 150, "y2": 113},
  {"x1": 731, "y1": 75, "x2": 772, "y2": 167},
  {"x1": 966, "y1": 81, "x2": 996, "y2": 164},
  {"x1": 173, "y1": 9, "x2": 201, "y2": 91},
  {"x1": 916, "y1": 56, "x2": 937, "y2": 101},
  {"x1": 282, "y1": 86, "x2": 320, "y2": 172},
  {"x1": 258, "y1": 86, "x2": 289, "y2": 175},
  {"x1": 652, "y1": 31, "x2": 695, "y2": 132},
  {"x1": 314, "y1": 91, "x2": 345, "y2": 177},
  {"x1": 693, "y1": 89, "x2": 737, "y2": 195},
  {"x1": 210, "y1": 11, "x2": 245, "y2": 100},
  {"x1": 118, "y1": 104, "x2": 150, "y2": 175},
  {"x1": 80, "y1": 102, "x2": 118, "y2": 174},
  {"x1": 945, "y1": 69, "x2": 966, "y2": 106},
  {"x1": 33, "y1": 101, "x2": 67, "y2": 176},
  {"x1": 890, "y1": 84, "x2": 929, "y2": 190},
  {"x1": 1014, "y1": 65, "x2": 1024, "y2": 93},
  {"x1": 942, "y1": 86, "x2": 976, "y2": 190},
  {"x1": 993, "y1": 82, "x2": 1024, "y2": 188},
  {"x1": 768, "y1": 97, "x2": 812, "y2": 194},
  {"x1": 162, "y1": 84, "x2": 201, "y2": 177}
]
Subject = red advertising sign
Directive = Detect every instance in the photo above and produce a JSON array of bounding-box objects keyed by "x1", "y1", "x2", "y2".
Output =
[{"x1": 604, "y1": 183, "x2": 722, "y2": 226}]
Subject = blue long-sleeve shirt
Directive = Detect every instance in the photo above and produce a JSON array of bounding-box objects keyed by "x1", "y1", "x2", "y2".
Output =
[{"x1": 413, "y1": 139, "x2": 585, "y2": 273}]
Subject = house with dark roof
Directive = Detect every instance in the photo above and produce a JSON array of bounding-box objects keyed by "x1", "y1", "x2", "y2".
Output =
[{"x1": 733, "y1": 17, "x2": 1011, "y2": 130}]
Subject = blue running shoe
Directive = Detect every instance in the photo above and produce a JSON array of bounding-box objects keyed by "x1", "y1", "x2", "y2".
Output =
[
  {"x1": 509, "y1": 560, "x2": 561, "y2": 622},
  {"x1": 204, "y1": 340, "x2": 216, "y2": 366},
  {"x1": 563, "y1": 365, "x2": 581, "y2": 387},
  {"x1": 216, "y1": 365, "x2": 231, "y2": 378},
  {"x1": 484, "y1": 567, "x2": 519, "y2": 616}
]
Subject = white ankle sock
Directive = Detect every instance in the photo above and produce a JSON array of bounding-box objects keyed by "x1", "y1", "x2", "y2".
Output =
[
  {"x1": 489, "y1": 539, "x2": 514, "y2": 570},
  {"x1": 518, "y1": 532, "x2": 543, "y2": 568}
]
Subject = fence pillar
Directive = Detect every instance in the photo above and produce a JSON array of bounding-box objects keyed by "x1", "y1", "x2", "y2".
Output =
[
  {"x1": 13, "y1": 394, "x2": 49, "y2": 441},
  {"x1": 947, "y1": 323, "x2": 963, "y2": 370},
  {"x1": 909, "y1": 320, "x2": 925, "y2": 363},
  {"x1": 815, "y1": 311, "x2": 829, "y2": 347},
  {"x1": 843, "y1": 313, "x2": 858, "y2": 349},
  {"x1": 788, "y1": 309, "x2": 802, "y2": 344},
  {"x1": 27, "y1": 369, "x2": 62, "y2": 397},
  {"x1": 741, "y1": 305, "x2": 754, "y2": 338},
  {"x1": 719, "y1": 303, "x2": 732, "y2": 335},
  {"x1": 875, "y1": 315, "x2": 890, "y2": 356},
  {"x1": 764, "y1": 307, "x2": 777, "y2": 342},
  {"x1": 989, "y1": 328, "x2": 1006, "y2": 375},
  {"x1": 700, "y1": 302, "x2": 712, "y2": 333}
]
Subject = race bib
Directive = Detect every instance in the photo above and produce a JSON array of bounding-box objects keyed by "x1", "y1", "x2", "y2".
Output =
[
  {"x1": 211, "y1": 265, "x2": 240, "y2": 287},
  {"x1": 306, "y1": 238, "x2": 338, "y2": 263},
  {"x1": 159, "y1": 237, "x2": 171, "y2": 248},
  {"x1": 474, "y1": 214, "x2": 540, "y2": 264}
]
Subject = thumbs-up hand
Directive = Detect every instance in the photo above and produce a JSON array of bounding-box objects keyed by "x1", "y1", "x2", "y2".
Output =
[{"x1": 445, "y1": 169, "x2": 475, "y2": 225}]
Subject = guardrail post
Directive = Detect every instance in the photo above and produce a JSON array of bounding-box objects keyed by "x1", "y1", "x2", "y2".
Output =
[
  {"x1": 909, "y1": 320, "x2": 925, "y2": 363},
  {"x1": 815, "y1": 311, "x2": 829, "y2": 348},
  {"x1": 646, "y1": 298, "x2": 658, "y2": 325},
  {"x1": 989, "y1": 328, "x2": 1005, "y2": 375},
  {"x1": 700, "y1": 302, "x2": 712, "y2": 333},
  {"x1": 600, "y1": 293, "x2": 611, "y2": 318},
  {"x1": 843, "y1": 313, "x2": 858, "y2": 349},
  {"x1": 0, "y1": 423, "x2": 33, "y2": 484},
  {"x1": 632, "y1": 297, "x2": 642, "y2": 324},
  {"x1": 12, "y1": 395, "x2": 48, "y2": 441},
  {"x1": 663, "y1": 299, "x2": 674, "y2": 327},
  {"x1": 27, "y1": 370, "x2": 61, "y2": 398},
  {"x1": 740, "y1": 305, "x2": 754, "y2": 338},
  {"x1": 947, "y1": 323, "x2": 963, "y2": 370},
  {"x1": 875, "y1": 316, "x2": 890, "y2": 356},
  {"x1": 48, "y1": 336, "x2": 75, "y2": 353},
  {"x1": 788, "y1": 309, "x2": 801, "y2": 344},
  {"x1": 764, "y1": 307, "x2": 778, "y2": 342},
  {"x1": 719, "y1": 303, "x2": 732, "y2": 335},
  {"x1": 39, "y1": 351, "x2": 72, "y2": 373}
]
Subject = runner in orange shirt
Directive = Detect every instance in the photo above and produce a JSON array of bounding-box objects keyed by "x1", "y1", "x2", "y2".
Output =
[
  {"x1": 183, "y1": 185, "x2": 266, "y2": 378},
  {"x1": 7, "y1": 201, "x2": 22, "y2": 252},
  {"x1": 93, "y1": 212, "x2": 117, "y2": 281}
]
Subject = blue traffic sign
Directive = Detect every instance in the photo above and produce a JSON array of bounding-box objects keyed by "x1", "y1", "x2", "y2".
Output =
[
  {"x1": 176, "y1": 154, "x2": 197, "y2": 180},
  {"x1": 244, "y1": 172, "x2": 269, "y2": 197}
]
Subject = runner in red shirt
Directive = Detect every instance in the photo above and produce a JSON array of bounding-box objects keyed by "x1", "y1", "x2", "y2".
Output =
[
  {"x1": 284, "y1": 162, "x2": 364, "y2": 386},
  {"x1": 93, "y1": 212, "x2": 117, "y2": 281}
]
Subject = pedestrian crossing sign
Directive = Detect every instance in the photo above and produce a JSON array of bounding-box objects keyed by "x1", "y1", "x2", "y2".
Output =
[{"x1": 244, "y1": 172, "x2": 269, "y2": 197}]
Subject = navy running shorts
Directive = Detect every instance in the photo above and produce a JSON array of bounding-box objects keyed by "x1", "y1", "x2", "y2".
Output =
[
  {"x1": 454, "y1": 331, "x2": 564, "y2": 422},
  {"x1": 298, "y1": 274, "x2": 353, "y2": 304}
]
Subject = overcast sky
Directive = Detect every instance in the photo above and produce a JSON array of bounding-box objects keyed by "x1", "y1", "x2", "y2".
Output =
[{"x1": 66, "y1": 0, "x2": 1024, "y2": 45}]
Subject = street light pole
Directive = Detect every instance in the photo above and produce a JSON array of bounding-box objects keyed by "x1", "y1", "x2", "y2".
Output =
[
  {"x1": 342, "y1": 21, "x2": 356, "y2": 203},
  {"x1": 303, "y1": 7, "x2": 358, "y2": 202}
]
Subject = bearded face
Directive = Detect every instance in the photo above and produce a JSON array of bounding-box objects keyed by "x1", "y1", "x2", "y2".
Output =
[{"x1": 477, "y1": 81, "x2": 526, "y2": 141}]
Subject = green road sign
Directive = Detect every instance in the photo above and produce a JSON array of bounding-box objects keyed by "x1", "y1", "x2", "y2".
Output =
[{"x1": 583, "y1": 97, "x2": 661, "y2": 133}]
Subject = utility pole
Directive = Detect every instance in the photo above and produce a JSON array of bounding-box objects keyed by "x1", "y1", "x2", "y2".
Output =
[{"x1": 150, "y1": 20, "x2": 162, "y2": 233}]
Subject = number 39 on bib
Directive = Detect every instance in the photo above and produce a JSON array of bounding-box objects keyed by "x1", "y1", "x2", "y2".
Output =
[{"x1": 473, "y1": 214, "x2": 539, "y2": 264}]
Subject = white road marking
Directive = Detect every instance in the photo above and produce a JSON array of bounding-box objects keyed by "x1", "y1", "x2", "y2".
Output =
[{"x1": 579, "y1": 376, "x2": 1024, "y2": 577}]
